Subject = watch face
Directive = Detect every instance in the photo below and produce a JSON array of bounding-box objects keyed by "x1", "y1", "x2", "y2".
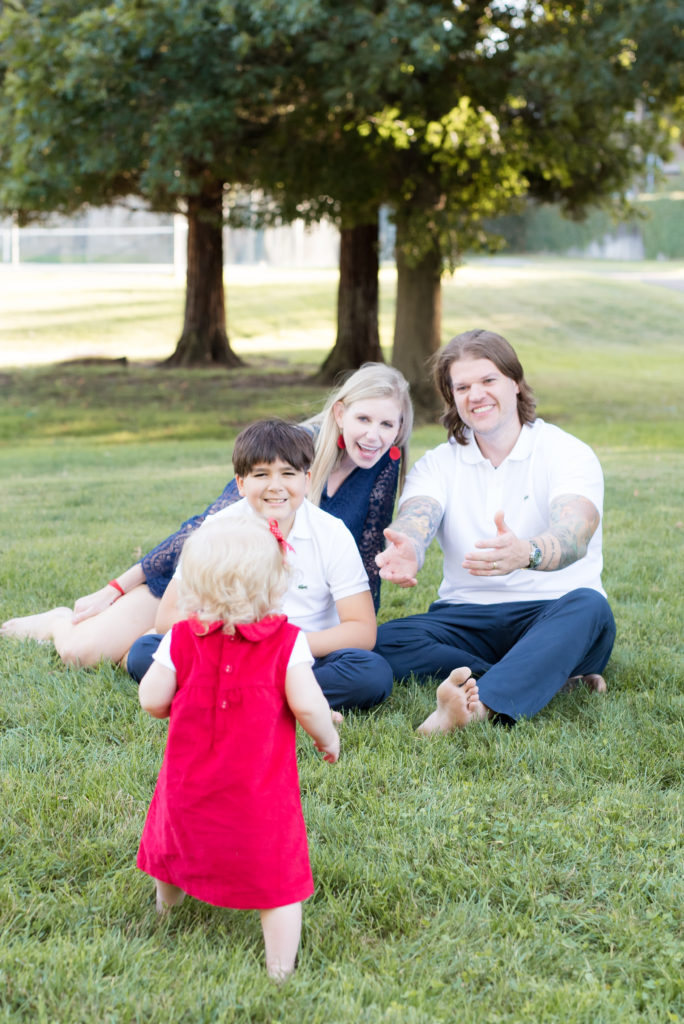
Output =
[{"x1": 530, "y1": 544, "x2": 542, "y2": 568}]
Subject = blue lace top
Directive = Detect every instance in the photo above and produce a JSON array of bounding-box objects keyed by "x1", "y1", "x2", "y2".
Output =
[{"x1": 140, "y1": 452, "x2": 399, "y2": 611}]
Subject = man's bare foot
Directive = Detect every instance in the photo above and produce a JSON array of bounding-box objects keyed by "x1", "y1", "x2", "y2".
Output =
[
  {"x1": 563, "y1": 673, "x2": 607, "y2": 694},
  {"x1": 0, "y1": 607, "x2": 72, "y2": 642},
  {"x1": 580, "y1": 673, "x2": 607, "y2": 693},
  {"x1": 417, "y1": 667, "x2": 489, "y2": 736}
]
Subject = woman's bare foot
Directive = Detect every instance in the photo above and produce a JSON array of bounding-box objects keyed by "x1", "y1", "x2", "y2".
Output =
[
  {"x1": 0, "y1": 607, "x2": 72, "y2": 642},
  {"x1": 564, "y1": 673, "x2": 607, "y2": 694},
  {"x1": 417, "y1": 667, "x2": 489, "y2": 736}
]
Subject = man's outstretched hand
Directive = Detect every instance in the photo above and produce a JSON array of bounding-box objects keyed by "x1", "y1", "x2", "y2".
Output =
[
  {"x1": 462, "y1": 510, "x2": 528, "y2": 576},
  {"x1": 375, "y1": 528, "x2": 419, "y2": 588}
]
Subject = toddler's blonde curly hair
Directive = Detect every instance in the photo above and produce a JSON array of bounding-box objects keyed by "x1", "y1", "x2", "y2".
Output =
[{"x1": 178, "y1": 516, "x2": 289, "y2": 631}]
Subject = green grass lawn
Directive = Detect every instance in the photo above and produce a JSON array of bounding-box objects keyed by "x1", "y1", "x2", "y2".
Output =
[{"x1": 0, "y1": 260, "x2": 682, "y2": 1022}]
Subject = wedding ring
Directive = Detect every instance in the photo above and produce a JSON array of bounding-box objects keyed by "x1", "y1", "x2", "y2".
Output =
[{"x1": 492, "y1": 561, "x2": 498, "y2": 570}]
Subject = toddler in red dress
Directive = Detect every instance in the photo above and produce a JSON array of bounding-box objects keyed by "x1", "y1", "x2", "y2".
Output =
[{"x1": 137, "y1": 515, "x2": 340, "y2": 981}]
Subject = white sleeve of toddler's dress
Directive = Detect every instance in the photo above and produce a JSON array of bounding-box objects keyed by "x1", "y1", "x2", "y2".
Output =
[
  {"x1": 152, "y1": 630, "x2": 174, "y2": 670},
  {"x1": 288, "y1": 631, "x2": 314, "y2": 669}
]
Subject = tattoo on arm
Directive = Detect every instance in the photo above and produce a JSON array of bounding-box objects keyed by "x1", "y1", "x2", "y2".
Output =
[
  {"x1": 391, "y1": 496, "x2": 443, "y2": 570},
  {"x1": 533, "y1": 494, "x2": 600, "y2": 570}
]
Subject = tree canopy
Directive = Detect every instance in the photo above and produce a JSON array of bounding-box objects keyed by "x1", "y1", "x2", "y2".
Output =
[
  {"x1": 1, "y1": 0, "x2": 682, "y2": 403},
  {"x1": 0, "y1": 0, "x2": 316, "y2": 365}
]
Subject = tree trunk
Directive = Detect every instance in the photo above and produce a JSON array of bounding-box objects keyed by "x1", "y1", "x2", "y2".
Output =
[
  {"x1": 315, "y1": 220, "x2": 383, "y2": 383},
  {"x1": 392, "y1": 222, "x2": 442, "y2": 420},
  {"x1": 164, "y1": 183, "x2": 243, "y2": 368}
]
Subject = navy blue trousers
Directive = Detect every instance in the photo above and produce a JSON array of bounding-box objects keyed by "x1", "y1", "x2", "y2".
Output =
[
  {"x1": 126, "y1": 633, "x2": 392, "y2": 712},
  {"x1": 374, "y1": 588, "x2": 616, "y2": 722}
]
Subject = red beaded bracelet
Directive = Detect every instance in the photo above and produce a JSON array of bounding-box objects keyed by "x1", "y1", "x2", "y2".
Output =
[{"x1": 108, "y1": 579, "x2": 125, "y2": 597}]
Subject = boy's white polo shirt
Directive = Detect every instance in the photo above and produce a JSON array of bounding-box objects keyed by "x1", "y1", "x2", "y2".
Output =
[
  {"x1": 400, "y1": 418, "x2": 606, "y2": 604},
  {"x1": 174, "y1": 498, "x2": 370, "y2": 632}
]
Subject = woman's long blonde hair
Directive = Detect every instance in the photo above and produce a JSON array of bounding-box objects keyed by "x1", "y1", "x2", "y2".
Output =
[
  {"x1": 305, "y1": 363, "x2": 413, "y2": 505},
  {"x1": 178, "y1": 517, "x2": 289, "y2": 631}
]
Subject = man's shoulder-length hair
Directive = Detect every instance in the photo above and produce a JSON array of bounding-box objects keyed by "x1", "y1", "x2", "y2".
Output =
[{"x1": 433, "y1": 329, "x2": 536, "y2": 445}]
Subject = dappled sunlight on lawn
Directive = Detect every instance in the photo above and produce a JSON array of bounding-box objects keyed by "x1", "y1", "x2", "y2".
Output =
[
  {"x1": 0, "y1": 263, "x2": 348, "y2": 366},
  {"x1": 2, "y1": 258, "x2": 683, "y2": 368}
]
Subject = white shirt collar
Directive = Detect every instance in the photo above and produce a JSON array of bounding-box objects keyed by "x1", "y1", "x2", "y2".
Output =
[
  {"x1": 288, "y1": 499, "x2": 314, "y2": 541},
  {"x1": 231, "y1": 496, "x2": 313, "y2": 541},
  {"x1": 460, "y1": 420, "x2": 537, "y2": 465}
]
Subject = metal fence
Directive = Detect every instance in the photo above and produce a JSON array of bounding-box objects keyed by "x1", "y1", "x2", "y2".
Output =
[{"x1": 0, "y1": 212, "x2": 341, "y2": 272}]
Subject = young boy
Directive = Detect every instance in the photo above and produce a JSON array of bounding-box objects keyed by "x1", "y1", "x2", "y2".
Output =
[{"x1": 126, "y1": 419, "x2": 393, "y2": 711}]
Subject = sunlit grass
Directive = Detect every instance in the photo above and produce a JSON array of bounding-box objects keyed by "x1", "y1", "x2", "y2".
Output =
[
  {"x1": 0, "y1": 260, "x2": 682, "y2": 1022},
  {"x1": 3, "y1": 258, "x2": 683, "y2": 369}
]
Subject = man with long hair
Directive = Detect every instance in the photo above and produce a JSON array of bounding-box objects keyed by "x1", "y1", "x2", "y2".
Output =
[{"x1": 375, "y1": 329, "x2": 615, "y2": 733}]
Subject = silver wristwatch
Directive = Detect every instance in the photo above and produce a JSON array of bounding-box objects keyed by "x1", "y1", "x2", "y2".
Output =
[{"x1": 528, "y1": 541, "x2": 542, "y2": 569}]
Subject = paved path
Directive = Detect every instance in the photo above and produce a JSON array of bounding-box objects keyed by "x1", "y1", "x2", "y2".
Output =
[{"x1": 605, "y1": 270, "x2": 684, "y2": 292}]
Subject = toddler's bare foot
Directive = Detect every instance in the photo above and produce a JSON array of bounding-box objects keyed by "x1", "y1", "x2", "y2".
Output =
[
  {"x1": 155, "y1": 880, "x2": 185, "y2": 914},
  {"x1": 417, "y1": 667, "x2": 488, "y2": 736},
  {"x1": 155, "y1": 891, "x2": 185, "y2": 915},
  {"x1": 563, "y1": 673, "x2": 607, "y2": 694},
  {"x1": 0, "y1": 607, "x2": 72, "y2": 642},
  {"x1": 267, "y1": 962, "x2": 295, "y2": 983}
]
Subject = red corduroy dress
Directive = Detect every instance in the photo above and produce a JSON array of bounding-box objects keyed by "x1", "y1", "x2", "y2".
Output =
[{"x1": 137, "y1": 615, "x2": 314, "y2": 909}]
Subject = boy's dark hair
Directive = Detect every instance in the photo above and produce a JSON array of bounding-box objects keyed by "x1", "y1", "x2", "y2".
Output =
[{"x1": 232, "y1": 419, "x2": 315, "y2": 477}]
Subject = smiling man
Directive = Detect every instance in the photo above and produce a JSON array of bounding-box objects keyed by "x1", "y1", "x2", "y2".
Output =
[{"x1": 375, "y1": 329, "x2": 616, "y2": 733}]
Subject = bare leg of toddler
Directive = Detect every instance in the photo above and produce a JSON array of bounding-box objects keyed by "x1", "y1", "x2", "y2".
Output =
[
  {"x1": 260, "y1": 902, "x2": 302, "y2": 981},
  {"x1": 155, "y1": 879, "x2": 186, "y2": 914},
  {"x1": 417, "y1": 667, "x2": 489, "y2": 736}
]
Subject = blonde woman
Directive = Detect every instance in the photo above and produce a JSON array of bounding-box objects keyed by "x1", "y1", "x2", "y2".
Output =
[{"x1": 303, "y1": 362, "x2": 412, "y2": 608}]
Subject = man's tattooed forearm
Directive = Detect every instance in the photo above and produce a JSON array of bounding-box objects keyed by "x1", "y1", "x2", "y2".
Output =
[
  {"x1": 392, "y1": 497, "x2": 443, "y2": 569},
  {"x1": 533, "y1": 494, "x2": 599, "y2": 570}
]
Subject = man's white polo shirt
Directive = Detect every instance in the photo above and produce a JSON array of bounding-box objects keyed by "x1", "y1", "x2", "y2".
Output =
[
  {"x1": 174, "y1": 498, "x2": 370, "y2": 632},
  {"x1": 400, "y1": 419, "x2": 606, "y2": 604}
]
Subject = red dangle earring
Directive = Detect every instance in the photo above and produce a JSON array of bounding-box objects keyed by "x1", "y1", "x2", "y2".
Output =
[
  {"x1": 337, "y1": 434, "x2": 346, "y2": 450},
  {"x1": 389, "y1": 446, "x2": 401, "y2": 462}
]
